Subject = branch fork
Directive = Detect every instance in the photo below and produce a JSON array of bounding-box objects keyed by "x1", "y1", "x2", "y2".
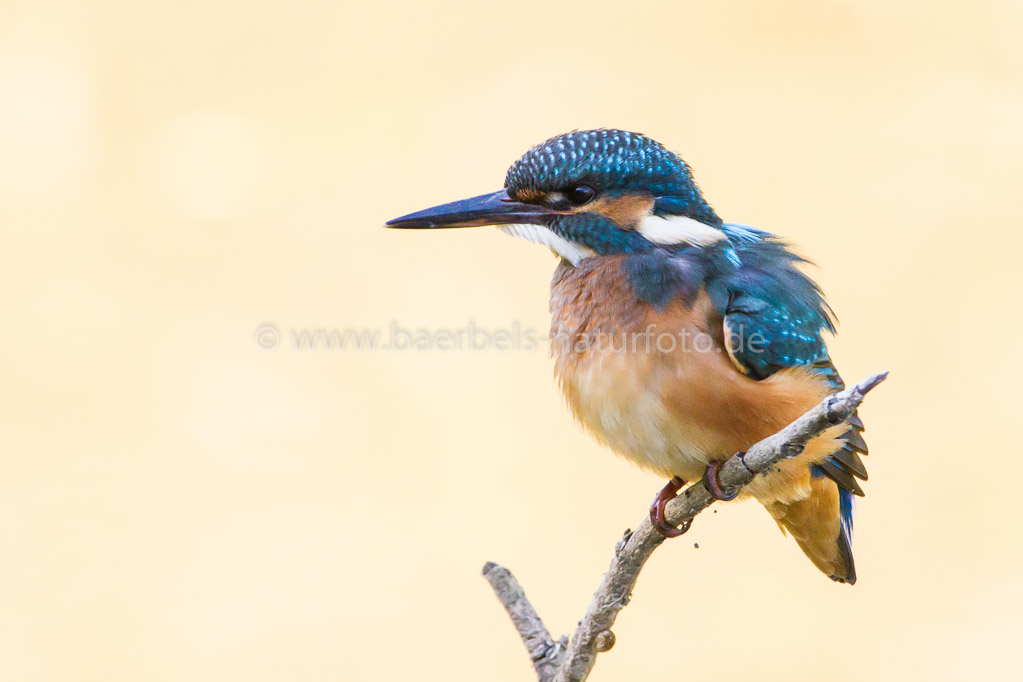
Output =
[{"x1": 482, "y1": 371, "x2": 888, "y2": 682}]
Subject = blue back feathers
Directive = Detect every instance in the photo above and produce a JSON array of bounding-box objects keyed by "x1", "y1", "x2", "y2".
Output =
[
  {"x1": 621, "y1": 229, "x2": 836, "y2": 380},
  {"x1": 715, "y1": 235, "x2": 836, "y2": 380}
]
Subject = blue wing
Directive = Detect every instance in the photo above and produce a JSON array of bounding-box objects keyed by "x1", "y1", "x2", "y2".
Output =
[{"x1": 714, "y1": 229, "x2": 869, "y2": 497}]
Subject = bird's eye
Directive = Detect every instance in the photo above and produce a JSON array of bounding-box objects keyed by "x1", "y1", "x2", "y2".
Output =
[{"x1": 566, "y1": 184, "x2": 596, "y2": 206}]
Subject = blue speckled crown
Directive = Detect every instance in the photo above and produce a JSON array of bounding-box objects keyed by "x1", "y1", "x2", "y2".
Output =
[{"x1": 504, "y1": 129, "x2": 719, "y2": 224}]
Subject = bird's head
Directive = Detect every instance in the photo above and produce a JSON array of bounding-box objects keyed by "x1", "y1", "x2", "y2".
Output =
[{"x1": 386, "y1": 129, "x2": 726, "y2": 266}]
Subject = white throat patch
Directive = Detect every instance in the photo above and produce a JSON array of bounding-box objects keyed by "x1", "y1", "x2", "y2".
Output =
[
  {"x1": 637, "y1": 214, "x2": 726, "y2": 247},
  {"x1": 498, "y1": 224, "x2": 596, "y2": 266}
]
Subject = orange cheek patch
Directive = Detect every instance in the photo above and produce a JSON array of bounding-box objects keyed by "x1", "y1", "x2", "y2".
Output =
[
  {"x1": 510, "y1": 188, "x2": 544, "y2": 202},
  {"x1": 587, "y1": 193, "x2": 655, "y2": 230}
]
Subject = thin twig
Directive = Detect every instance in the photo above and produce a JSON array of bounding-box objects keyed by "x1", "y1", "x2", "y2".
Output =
[
  {"x1": 482, "y1": 562, "x2": 567, "y2": 681},
  {"x1": 483, "y1": 371, "x2": 888, "y2": 682}
]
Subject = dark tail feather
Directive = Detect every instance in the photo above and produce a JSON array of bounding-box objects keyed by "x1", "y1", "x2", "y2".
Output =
[{"x1": 836, "y1": 487, "x2": 857, "y2": 584}]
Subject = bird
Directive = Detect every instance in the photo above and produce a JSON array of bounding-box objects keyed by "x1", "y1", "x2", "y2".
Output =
[{"x1": 386, "y1": 129, "x2": 869, "y2": 584}]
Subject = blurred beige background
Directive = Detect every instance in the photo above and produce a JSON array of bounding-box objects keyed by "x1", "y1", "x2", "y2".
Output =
[{"x1": 2, "y1": 1, "x2": 1021, "y2": 680}]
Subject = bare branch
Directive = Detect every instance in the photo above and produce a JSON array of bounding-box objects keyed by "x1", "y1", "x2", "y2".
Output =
[
  {"x1": 484, "y1": 371, "x2": 888, "y2": 682},
  {"x1": 482, "y1": 562, "x2": 567, "y2": 681}
]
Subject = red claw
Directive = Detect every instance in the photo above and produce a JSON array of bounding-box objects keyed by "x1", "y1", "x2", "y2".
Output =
[
  {"x1": 703, "y1": 460, "x2": 739, "y2": 501},
  {"x1": 649, "y1": 477, "x2": 692, "y2": 537}
]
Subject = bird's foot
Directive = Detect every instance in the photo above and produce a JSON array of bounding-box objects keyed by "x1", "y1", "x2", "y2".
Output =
[
  {"x1": 649, "y1": 476, "x2": 692, "y2": 537},
  {"x1": 703, "y1": 460, "x2": 739, "y2": 501}
]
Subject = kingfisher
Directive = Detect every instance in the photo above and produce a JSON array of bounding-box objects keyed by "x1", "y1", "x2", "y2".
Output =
[{"x1": 386, "y1": 129, "x2": 869, "y2": 584}]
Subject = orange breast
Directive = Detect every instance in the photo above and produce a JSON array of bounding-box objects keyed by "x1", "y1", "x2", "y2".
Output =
[{"x1": 550, "y1": 256, "x2": 842, "y2": 504}]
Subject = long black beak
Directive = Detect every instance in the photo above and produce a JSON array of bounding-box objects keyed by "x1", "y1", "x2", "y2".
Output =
[{"x1": 385, "y1": 189, "x2": 556, "y2": 229}]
